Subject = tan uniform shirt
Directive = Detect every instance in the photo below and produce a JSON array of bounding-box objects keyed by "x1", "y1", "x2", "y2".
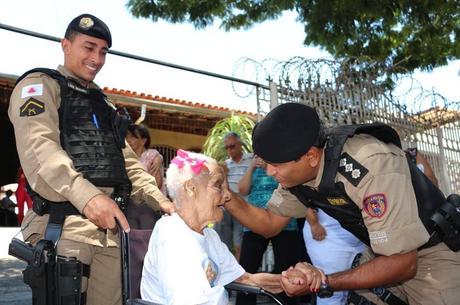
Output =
[
  {"x1": 9, "y1": 65, "x2": 169, "y2": 246},
  {"x1": 267, "y1": 134, "x2": 430, "y2": 256}
]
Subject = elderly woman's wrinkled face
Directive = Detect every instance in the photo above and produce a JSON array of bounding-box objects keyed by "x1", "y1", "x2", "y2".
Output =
[{"x1": 193, "y1": 164, "x2": 228, "y2": 226}]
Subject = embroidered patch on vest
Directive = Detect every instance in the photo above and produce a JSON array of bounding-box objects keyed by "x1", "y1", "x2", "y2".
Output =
[
  {"x1": 337, "y1": 152, "x2": 368, "y2": 186},
  {"x1": 20, "y1": 97, "x2": 45, "y2": 117},
  {"x1": 363, "y1": 193, "x2": 387, "y2": 218}
]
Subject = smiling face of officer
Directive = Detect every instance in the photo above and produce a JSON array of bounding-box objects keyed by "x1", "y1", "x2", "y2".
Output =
[{"x1": 61, "y1": 32, "x2": 108, "y2": 86}]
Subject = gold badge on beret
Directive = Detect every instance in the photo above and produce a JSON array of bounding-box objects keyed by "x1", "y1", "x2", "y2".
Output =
[{"x1": 79, "y1": 17, "x2": 94, "y2": 29}]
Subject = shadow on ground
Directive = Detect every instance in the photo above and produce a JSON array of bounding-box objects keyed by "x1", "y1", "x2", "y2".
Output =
[{"x1": 0, "y1": 258, "x2": 31, "y2": 305}]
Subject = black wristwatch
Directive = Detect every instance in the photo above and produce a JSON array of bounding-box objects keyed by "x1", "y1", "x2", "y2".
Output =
[{"x1": 317, "y1": 275, "x2": 333, "y2": 298}]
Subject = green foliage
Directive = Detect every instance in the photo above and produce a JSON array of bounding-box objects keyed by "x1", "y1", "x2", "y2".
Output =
[
  {"x1": 202, "y1": 114, "x2": 255, "y2": 161},
  {"x1": 127, "y1": 0, "x2": 459, "y2": 72}
]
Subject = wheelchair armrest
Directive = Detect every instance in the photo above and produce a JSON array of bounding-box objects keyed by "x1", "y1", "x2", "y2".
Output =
[
  {"x1": 225, "y1": 282, "x2": 285, "y2": 305},
  {"x1": 127, "y1": 283, "x2": 285, "y2": 305},
  {"x1": 127, "y1": 299, "x2": 161, "y2": 305},
  {"x1": 225, "y1": 282, "x2": 263, "y2": 295}
]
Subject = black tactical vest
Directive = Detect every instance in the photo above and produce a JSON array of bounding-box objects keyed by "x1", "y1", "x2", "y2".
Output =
[
  {"x1": 16, "y1": 68, "x2": 131, "y2": 190},
  {"x1": 289, "y1": 124, "x2": 445, "y2": 249}
]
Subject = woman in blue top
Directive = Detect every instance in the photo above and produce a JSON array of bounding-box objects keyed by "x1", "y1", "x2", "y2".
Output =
[{"x1": 236, "y1": 156, "x2": 301, "y2": 305}]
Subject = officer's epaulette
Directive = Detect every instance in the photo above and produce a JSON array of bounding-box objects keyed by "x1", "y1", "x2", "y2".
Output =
[{"x1": 337, "y1": 152, "x2": 368, "y2": 187}]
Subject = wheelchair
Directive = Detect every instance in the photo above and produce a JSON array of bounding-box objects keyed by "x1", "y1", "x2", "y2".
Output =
[{"x1": 121, "y1": 226, "x2": 286, "y2": 305}]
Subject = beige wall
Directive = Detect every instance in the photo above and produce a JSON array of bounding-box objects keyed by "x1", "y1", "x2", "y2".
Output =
[{"x1": 149, "y1": 129, "x2": 207, "y2": 151}]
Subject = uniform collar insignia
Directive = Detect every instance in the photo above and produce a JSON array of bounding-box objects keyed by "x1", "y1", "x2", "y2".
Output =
[{"x1": 337, "y1": 152, "x2": 368, "y2": 187}]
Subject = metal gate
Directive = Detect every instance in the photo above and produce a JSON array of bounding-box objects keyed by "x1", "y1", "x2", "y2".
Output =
[{"x1": 252, "y1": 58, "x2": 460, "y2": 195}]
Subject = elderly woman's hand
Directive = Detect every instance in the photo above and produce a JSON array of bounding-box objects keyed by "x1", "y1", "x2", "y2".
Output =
[
  {"x1": 237, "y1": 273, "x2": 283, "y2": 294},
  {"x1": 281, "y1": 263, "x2": 326, "y2": 296}
]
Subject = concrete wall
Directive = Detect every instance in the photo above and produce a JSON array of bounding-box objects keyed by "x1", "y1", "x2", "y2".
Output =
[{"x1": 150, "y1": 129, "x2": 207, "y2": 151}]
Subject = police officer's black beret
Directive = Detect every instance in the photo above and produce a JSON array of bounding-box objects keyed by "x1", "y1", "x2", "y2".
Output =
[
  {"x1": 252, "y1": 103, "x2": 320, "y2": 163},
  {"x1": 65, "y1": 14, "x2": 112, "y2": 48}
]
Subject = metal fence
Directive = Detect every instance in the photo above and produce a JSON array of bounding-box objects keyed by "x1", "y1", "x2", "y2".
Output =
[{"x1": 252, "y1": 58, "x2": 460, "y2": 195}]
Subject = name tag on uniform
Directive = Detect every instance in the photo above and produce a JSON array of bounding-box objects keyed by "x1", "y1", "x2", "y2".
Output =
[
  {"x1": 21, "y1": 84, "x2": 43, "y2": 98},
  {"x1": 327, "y1": 197, "x2": 348, "y2": 205}
]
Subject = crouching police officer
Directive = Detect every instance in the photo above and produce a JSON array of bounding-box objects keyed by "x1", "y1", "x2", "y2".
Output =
[
  {"x1": 8, "y1": 14, "x2": 175, "y2": 305},
  {"x1": 224, "y1": 103, "x2": 460, "y2": 305}
]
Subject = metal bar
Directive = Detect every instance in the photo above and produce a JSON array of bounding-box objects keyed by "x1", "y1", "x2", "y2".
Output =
[
  {"x1": 0, "y1": 22, "x2": 267, "y2": 89},
  {"x1": 269, "y1": 81, "x2": 279, "y2": 110},
  {"x1": 437, "y1": 126, "x2": 452, "y2": 194}
]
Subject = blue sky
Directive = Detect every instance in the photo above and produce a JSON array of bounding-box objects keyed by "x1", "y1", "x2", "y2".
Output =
[{"x1": 1, "y1": 0, "x2": 458, "y2": 112}]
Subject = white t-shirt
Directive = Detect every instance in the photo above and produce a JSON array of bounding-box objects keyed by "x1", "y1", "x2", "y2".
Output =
[{"x1": 140, "y1": 213, "x2": 245, "y2": 305}]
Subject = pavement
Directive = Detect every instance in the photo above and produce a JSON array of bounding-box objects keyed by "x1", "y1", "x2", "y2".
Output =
[
  {"x1": 0, "y1": 227, "x2": 30, "y2": 305},
  {"x1": 0, "y1": 258, "x2": 31, "y2": 305}
]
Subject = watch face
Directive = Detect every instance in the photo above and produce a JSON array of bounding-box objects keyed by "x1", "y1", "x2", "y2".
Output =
[{"x1": 318, "y1": 283, "x2": 333, "y2": 298}]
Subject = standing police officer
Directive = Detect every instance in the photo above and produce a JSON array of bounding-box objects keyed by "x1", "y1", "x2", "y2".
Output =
[
  {"x1": 224, "y1": 103, "x2": 460, "y2": 304},
  {"x1": 8, "y1": 14, "x2": 175, "y2": 305}
]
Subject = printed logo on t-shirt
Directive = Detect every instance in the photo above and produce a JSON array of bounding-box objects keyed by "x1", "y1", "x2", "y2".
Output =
[{"x1": 202, "y1": 258, "x2": 218, "y2": 287}]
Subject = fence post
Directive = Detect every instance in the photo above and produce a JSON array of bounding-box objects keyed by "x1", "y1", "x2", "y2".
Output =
[
  {"x1": 269, "y1": 81, "x2": 279, "y2": 110},
  {"x1": 437, "y1": 126, "x2": 452, "y2": 194}
]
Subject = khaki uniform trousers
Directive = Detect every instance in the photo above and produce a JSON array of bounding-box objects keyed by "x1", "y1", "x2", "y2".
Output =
[
  {"x1": 351, "y1": 243, "x2": 460, "y2": 305},
  {"x1": 28, "y1": 233, "x2": 122, "y2": 305}
]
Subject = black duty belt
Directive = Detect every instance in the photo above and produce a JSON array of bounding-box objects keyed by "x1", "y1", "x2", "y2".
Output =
[{"x1": 45, "y1": 202, "x2": 81, "y2": 243}]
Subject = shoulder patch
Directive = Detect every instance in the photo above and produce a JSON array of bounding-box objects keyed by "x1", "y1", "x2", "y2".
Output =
[
  {"x1": 21, "y1": 83, "x2": 43, "y2": 98},
  {"x1": 337, "y1": 152, "x2": 368, "y2": 186},
  {"x1": 20, "y1": 98, "x2": 45, "y2": 117},
  {"x1": 363, "y1": 193, "x2": 387, "y2": 218}
]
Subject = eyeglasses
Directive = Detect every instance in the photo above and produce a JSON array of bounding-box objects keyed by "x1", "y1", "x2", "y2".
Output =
[{"x1": 224, "y1": 144, "x2": 237, "y2": 150}]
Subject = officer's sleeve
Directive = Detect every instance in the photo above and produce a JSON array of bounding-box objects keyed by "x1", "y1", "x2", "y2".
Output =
[
  {"x1": 347, "y1": 152, "x2": 430, "y2": 256},
  {"x1": 8, "y1": 74, "x2": 102, "y2": 213},
  {"x1": 123, "y1": 143, "x2": 168, "y2": 211},
  {"x1": 266, "y1": 186, "x2": 308, "y2": 218}
]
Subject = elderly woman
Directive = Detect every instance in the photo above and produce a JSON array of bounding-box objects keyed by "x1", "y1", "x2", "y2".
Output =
[{"x1": 140, "y1": 150, "x2": 282, "y2": 305}]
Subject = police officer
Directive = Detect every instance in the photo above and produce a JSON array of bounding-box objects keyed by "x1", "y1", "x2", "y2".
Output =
[
  {"x1": 8, "y1": 14, "x2": 175, "y2": 305},
  {"x1": 223, "y1": 103, "x2": 460, "y2": 304}
]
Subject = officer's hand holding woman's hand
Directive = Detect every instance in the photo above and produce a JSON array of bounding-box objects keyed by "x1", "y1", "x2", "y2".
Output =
[
  {"x1": 281, "y1": 263, "x2": 326, "y2": 296},
  {"x1": 83, "y1": 194, "x2": 130, "y2": 232}
]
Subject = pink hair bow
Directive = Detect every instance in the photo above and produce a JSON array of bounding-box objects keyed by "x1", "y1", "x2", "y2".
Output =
[{"x1": 170, "y1": 149, "x2": 206, "y2": 174}]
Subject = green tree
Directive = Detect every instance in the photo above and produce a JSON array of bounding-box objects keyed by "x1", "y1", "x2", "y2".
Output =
[
  {"x1": 202, "y1": 114, "x2": 255, "y2": 161},
  {"x1": 127, "y1": 0, "x2": 459, "y2": 72}
]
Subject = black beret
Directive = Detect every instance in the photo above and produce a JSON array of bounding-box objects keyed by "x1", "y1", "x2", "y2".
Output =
[
  {"x1": 252, "y1": 103, "x2": 320, "y2": 163},
  {"x1": 65, "y1": 14, "x2": 112, "y2": 48}
]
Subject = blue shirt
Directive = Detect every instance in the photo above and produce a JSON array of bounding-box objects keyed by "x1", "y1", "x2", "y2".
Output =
[{"x1": 245, "y1": 167, "x2": 298, "y2": 232}]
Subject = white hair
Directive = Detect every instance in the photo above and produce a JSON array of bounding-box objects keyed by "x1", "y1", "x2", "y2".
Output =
[{"x1": 166, "y1": 150, "x2": 217, "y2": 204}]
